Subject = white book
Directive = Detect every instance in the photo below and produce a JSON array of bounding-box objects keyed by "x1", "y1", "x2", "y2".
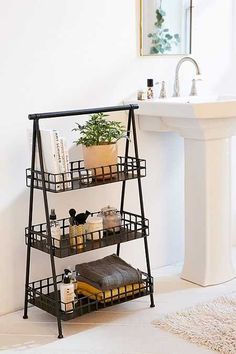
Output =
[
  {"x1": 28, "y1": 129, "x2": 62, "y2": 191},
  {"x1": 52, "y1": 130, "x2": 64, "y2": 190}
]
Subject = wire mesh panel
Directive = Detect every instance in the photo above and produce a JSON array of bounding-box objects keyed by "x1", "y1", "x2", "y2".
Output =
[
  {"x1": 26, "y1": 157, "x2": 146, "y2": 193},
  {"x1": 27, "y1": 271, "x2": 153, "y2": 321},
  {"x1": 25, "y1": 211, "x2": 149, "y2": 258}
]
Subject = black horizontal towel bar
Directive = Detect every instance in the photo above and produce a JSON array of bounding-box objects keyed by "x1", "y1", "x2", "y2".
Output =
[{"x1": 28, "y1": 104, "x2": 139, "y2": 120}]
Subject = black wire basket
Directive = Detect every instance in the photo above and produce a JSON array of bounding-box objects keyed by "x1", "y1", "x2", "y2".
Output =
[
  {"x1": 27, "y1": 271, "x2": 154, "y2": 321},
  {"x1": 26, "y1": 156, "x2": 146, "y2": 193},
  {"x1": 25, "y1": 211, "x2": 149, "y2": 258}
]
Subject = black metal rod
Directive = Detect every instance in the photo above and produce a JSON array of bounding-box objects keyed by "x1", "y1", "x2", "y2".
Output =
[
  {"x1": 117, "y1": 108, "x2": 132, "y2": 257},
  {"x1": 131, "y1": 108, "x2": 155, "y2": 308},
  {"x1": 35, "y1": 119, "x2": 64, "y2": 338},
  {"x1": 28, "y1": 104, "x2": 139, "y2": 120},
  {"x1": 23, "y1": 120, "x2": 37, "y2": 319}
]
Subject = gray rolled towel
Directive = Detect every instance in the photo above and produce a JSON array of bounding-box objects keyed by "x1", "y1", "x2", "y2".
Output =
[{"x1": 75, "y1": 254, "x2": 142, "y2": 290}]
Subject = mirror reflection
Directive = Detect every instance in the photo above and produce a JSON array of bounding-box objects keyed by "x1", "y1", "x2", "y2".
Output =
[{"x1": 140, "y1": 0, "x2": 192, "y2": 56}]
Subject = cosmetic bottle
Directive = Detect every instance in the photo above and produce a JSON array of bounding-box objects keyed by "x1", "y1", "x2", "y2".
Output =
[
  {"x1": 147, "y1": 79, "x2": 154, "y2": 99},
  {"x1": 60, "y1": 269, "x2": 74, "y2": 313},
  {"x1": 49, "y1": 209, "x2": 61, "y2": 248}
]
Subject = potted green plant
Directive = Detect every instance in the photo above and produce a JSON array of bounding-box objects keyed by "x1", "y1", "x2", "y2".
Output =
[{"x1": 73, "y1": 113, "x2": 127, "y2": 177}]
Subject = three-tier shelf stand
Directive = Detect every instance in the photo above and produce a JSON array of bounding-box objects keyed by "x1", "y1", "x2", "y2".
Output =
[{"x1": 23, "y1": 104, "x2": 155, "y2": 338}]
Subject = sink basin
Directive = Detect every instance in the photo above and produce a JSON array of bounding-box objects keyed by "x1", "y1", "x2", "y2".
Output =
[
  {"x1": 135, "y1": 95, "x2": 236, "y2": 121},
  {"x1": 151, "y1": 95, "x2": 218, "y2": 103},
  {"x1": 152, "y1": 95, "x2": 236, "y2": 104},
  {"x1": 129, "y1": 95, "x2": 236, "y2": 286}
]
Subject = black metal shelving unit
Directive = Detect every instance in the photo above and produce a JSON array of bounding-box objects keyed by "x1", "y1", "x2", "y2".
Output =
[{"x1": 23, "y1": 104, "x2": 155, "y2": 338}]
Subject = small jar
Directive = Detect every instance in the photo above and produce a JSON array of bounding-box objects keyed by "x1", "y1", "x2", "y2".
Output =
[
  {"x1": 137, "y1": 89, "x2": 147, "y2": 101},
  {"x1": 86, "y1": 216, "x2": 103, "y2": 240},
  {"x1": 69, "y1": 224, "x2": 85, "y2": 250},
  {"x1": 99, "y1": 206, "x2": 121, "y2": 233}
]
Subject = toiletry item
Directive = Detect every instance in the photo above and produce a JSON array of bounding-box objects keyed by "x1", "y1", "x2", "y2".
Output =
[
  {"x1": 60, "y1": 269, "x2": 74, "y2": 313},
  {"x1": 67, "y1": 267, "x2": 78, "y2": 294},
  {"x1": 69, "y1": 208, "x2": 76, "y2": 225},
  {"x1": 49, "y1": 209, "x2": 61, "y2": 248},
  {"x1": 69, "y1": 224, "x2": 85, "y2": 250},
  {"x1": 99, "y1": 206, "x2": 121, "y2": 233},
  {"x1": 69, "y1": 209, "x2": 90, "y2": 250},
  {"x1": 137, "y1": 89, "x2": 147, "y2": 100},
  {"x1": 80, "y1": 169, "x2": 92, "y2": 184},
  {"x1": 86, "y1": 216, "x2": 103, "y2": 240},
  {"x1": 159, "y1": 81, "x2": 167, "y2": 99},
  {"x1": 147, "y1": 79, "x2": 154, "y2": 99},
  {"x1": 75, "y1": 210, "x2": 90, "y2": 225}
]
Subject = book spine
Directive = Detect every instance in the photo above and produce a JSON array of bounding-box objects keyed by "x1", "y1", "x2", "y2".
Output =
[
  {"x1": 52, "y1": 130, "x2": 63, "y2": 191},
  {"x1": 59, "y1": 137, "x2": 71, "y2": 189}
]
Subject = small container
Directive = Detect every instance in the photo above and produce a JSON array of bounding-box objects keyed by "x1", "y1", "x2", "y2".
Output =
[
  {"x1": 69, "y1": 225, "x2": 85, "y2": 250},
  {"x1": 99, "y1": 205, "x2": 121, "y2": 233},
  {"x1": 86, "y1": 216, "x2": 103, "y2": 240},
  {"x1": 137, "y1": 89, "x2": 147, "y2": 101},
  {"x1": 49, "y1": 209, "x2": 61, "y2": 248},
  {"x1": 80, "y1": 169, "x2": 92, "y2": 185},
  {"x1": 60, "y1": 269, "x2": 74, "y2": 313},
  {"x1": 147, "y1": 79, "x2": 154, "y2": 99}
]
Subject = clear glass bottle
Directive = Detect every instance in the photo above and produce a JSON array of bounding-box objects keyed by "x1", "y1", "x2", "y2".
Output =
[{"x1": 49, "y1": 209, "x2": 61, "y2": 248}]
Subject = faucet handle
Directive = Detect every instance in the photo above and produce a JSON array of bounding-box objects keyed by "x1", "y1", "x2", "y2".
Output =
[
  {"x1": 190, "y1": 78, "x2": 198, "y2": 96},
  {"x1": 190, "y1": 75, "x2": 202, "y2": 96}
]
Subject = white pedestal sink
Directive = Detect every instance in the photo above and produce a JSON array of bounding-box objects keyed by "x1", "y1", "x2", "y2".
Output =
[{"x1": 134, "y1": 95, "x2": 236, "y2": 286}]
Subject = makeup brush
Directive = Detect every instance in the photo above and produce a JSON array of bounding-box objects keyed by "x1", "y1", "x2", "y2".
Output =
[
  {"x1": 69, "y1": 208, "x2": 76, "y2": 225},
  {"x1": 75, "y1": 210, "x2": 91, "y2": 225}
]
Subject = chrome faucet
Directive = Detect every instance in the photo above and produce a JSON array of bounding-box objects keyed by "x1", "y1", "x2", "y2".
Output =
[{"x1": 173, "y1": 57, "x2": 201, "y2": 97}]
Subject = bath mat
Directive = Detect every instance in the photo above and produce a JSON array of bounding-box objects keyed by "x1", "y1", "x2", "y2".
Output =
[{"x1": 153, "y1": 293, "x2": 236, "y2": 354}]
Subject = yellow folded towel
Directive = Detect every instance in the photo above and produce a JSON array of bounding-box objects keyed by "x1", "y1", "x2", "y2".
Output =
[{"x1": 76, "y1": 281, "x2": 145, "y2": 303}]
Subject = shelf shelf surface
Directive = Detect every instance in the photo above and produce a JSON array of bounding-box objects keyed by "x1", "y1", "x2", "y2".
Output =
[
  {"x1": 26, "y1": 156, "x2": 146, "y2": 193},
  {"x1": 25, "y1": 211, "x2": 149, "y2": 258},
  {"x1": 27, "y1": 271, "x2": 153, "y2": 321}
]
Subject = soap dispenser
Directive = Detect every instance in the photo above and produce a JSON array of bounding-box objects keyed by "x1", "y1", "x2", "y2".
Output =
[{"x1": 60, "y1": 269, "x2": 75, "y2": 313}]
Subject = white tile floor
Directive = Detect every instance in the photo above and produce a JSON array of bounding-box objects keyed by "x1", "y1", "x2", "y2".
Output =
[{"x1": 1, "y1": 249, "x2": 236, "y2": 354}]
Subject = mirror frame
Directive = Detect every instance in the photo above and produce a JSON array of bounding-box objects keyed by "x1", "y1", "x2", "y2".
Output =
[{"x1": 140, "y1": 0, "x2": 193, "y2": 56}]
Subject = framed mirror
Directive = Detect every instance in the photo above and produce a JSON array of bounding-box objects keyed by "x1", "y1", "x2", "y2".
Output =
[{"x1": 140, "y1": 0, "x2": 193, "y2": 56}]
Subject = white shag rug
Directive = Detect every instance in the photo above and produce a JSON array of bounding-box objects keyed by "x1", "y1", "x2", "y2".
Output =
[{"x1": 153, "y1": 293, "x2": 236, "y2": 354}]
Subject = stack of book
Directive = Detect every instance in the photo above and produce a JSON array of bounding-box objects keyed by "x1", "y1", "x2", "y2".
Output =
[{"x1": 28, "y1": 129, "x2": 71, "y2": 191}]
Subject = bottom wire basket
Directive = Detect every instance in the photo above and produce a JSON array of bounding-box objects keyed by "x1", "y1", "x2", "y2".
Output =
[{"x1": 27, "y1": 271, "x2": 154, "y2": 321}]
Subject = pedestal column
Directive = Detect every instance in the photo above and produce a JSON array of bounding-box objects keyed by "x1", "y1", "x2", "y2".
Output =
[{"x1": 181, "y1": 137, "x2": 235, "y2": 286}]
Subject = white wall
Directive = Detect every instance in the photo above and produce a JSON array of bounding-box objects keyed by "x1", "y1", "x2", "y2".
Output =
[{"x1": 0, "y1": 0, "x2": 234, "y2": 315}]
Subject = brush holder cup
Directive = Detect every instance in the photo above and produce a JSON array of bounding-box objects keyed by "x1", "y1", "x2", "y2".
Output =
[{"x1": 69, "y1": 225, "x2": 85, "y2": 250}]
